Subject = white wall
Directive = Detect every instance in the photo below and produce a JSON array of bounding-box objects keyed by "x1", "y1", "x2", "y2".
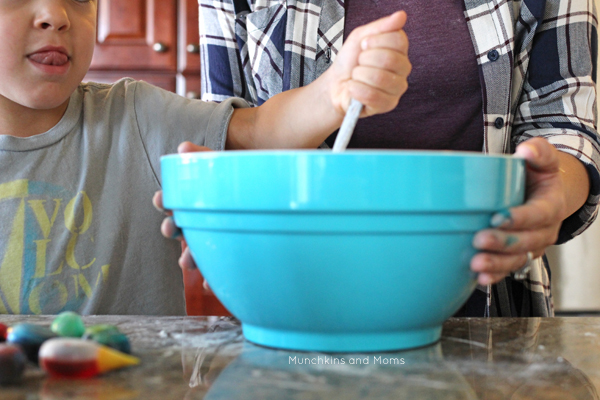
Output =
[
  {"x1": 548, "y1": 5, "x2": 600, "y2": 311},
  {"x1": 547, "y1": 224, "x2": 600, "y2": 311}
]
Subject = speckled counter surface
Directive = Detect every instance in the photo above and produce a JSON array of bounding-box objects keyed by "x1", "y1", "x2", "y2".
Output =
[{"x1": 0, "y1": 316, "x2": 599, "y2": 399}]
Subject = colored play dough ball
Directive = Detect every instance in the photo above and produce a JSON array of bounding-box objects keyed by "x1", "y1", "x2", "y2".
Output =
[
  {"x1": 83, "y1": 324, "x2": 120, "y2": 337},
  {"x1": 7, "y1": 324, "x2": 56, "y2": 364},
  {"x1": 83, "y1": 325, "x2": 131, "y2": 354},
  {"x1": 51, "y1": 312, "x2": 85, "y2": 338},
  {"x1": 85, "y1": 331, "x2": 131, "y2": 355},
  {"x1": 39, "y1": 338, "x2": 139, "y2": 379},
  {"x1": 0, "y1": 323, "x2": 7, "y2": 342},
  {"x1": 0, "y1": 344, "x2": 27, "y2": 385}
]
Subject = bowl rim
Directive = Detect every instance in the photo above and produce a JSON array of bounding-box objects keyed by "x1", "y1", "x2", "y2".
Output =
[
  {"x1": 160, "y1": 149, "x2": 517, "y2": 162},
  {"x1": 161, "y1": 149, "x2": 525, "y2": 213}
]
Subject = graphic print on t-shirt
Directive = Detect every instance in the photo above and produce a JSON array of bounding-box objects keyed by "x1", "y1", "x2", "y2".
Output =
[{"x1": 0, "y1": 179, "x2": 109, "y2": 314}]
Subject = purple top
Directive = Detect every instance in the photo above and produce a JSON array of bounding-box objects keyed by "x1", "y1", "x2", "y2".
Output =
[{"x1": 339, "y1": 0, "x2": 483, "y2": 151}]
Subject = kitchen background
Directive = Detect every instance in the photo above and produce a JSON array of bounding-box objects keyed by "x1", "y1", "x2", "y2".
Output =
[
  {"x1": 86, "y1": 0, "x2": 600, "y2": 315},
  {"x1": 548, "y1": 224, "x2": 600, "y2": 313}
]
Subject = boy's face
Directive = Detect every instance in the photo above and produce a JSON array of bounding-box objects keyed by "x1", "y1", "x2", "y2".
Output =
[{"x1": 0, "y1": 0, "x2": 97, "y2": 111}]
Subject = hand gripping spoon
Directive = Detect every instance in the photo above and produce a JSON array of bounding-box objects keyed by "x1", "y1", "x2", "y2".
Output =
[{"x1": 332, "y1": 98, "x2": 363, "y2": 152}]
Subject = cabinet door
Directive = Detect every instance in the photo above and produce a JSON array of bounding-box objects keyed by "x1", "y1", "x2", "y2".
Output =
[
  {"x1": 90, "y1": 0, "x2": 177, "y2": 71},
  {"x1": 176, "y1": 0, "x2": 201, "y2": 98}
]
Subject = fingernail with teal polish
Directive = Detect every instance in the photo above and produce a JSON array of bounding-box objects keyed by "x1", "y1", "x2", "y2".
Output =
[
  {"x1": 505, "y1": 235, "x2": 518, "y2": 247},
  {"x1": 491, "y1": 209, "x2": 512, "y2": 228}
]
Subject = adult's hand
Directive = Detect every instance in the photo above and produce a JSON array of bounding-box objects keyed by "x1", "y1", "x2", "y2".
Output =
[
  {"x1": 470, "y1": 137, "x2": 573, "y2": 285},
  {"x1": 153, "y1": 141, "x2": 211, "y2": 272},
  {"x1": 327, "y1": 10, "x2": 411, "y2": 117},
  {"x1": 226, "y1": 11, "x2": 411, "y2": 150}
]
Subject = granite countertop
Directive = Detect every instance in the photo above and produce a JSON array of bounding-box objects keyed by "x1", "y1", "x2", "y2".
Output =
[{"x1": 1, "y1": 316, "x2": 599, "y2": 399}]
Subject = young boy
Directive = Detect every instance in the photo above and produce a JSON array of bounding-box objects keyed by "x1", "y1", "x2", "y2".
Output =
[{"x1": 0, "y1": 1, "x2": 410, "y2": 315}]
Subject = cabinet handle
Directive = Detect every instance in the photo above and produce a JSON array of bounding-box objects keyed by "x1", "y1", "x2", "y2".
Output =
[
  {"x1": 187, "y1": 44, "x2": 200, "y2": 54},
  {"x1": 153, "y1": 42, "x2": 168, "y2": 53},
  {"x1": 186, "y1": 91, "x2": 200, "y2": 99}
]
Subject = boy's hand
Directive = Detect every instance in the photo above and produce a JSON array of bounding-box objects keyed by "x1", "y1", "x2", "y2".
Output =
[
  {"x1": 153, "y1": 141, "x2": 210, "y2": 272},
  {"x1": 326, "y1": 10, "x2": 410, "y2": 118}
]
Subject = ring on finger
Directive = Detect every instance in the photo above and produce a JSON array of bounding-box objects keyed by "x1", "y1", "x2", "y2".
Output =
[{"x1": 512, "y1": 251, "x2": 533, "y2": 280}]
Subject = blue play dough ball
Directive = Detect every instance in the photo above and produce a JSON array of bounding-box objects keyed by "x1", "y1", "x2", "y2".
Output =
[{"x1": 7, "y1": 324, "x2": 56, "y2": 364}]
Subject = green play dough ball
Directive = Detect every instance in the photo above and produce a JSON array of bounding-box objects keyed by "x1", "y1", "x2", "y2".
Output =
[
  {"x1": 83, "y1": 324, "x2": 120, "y2": 337},
  {"x1": 50, "y1": 311, "x2": 86, "y2": 338}
]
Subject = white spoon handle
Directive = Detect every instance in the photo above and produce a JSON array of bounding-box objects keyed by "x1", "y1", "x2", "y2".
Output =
[{"x1": 332, "y1": 98, "x2": 363, "y2": 152}]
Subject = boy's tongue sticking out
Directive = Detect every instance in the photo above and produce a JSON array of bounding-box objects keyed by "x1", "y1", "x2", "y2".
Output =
[{"x1": 28, "y1": 49, "x2": 69, "y2": 66}]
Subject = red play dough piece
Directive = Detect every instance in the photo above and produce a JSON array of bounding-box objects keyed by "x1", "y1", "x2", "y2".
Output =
[{"x1": 0, "y1": 323, "x2": 7, "y2": 342}]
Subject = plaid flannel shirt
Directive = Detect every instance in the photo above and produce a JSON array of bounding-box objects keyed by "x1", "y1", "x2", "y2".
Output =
[{"x1": 199, "y1": 0, "x2": 599, "y2": 317}]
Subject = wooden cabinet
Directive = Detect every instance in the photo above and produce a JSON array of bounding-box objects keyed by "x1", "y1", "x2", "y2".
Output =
[
  {"x1": 176, "y1": 0, "x2": 202, "y2": 99},
  {"x1": 86, "y1": 0, "x2": 227, "y2": 316},
  {"x1": 182, "y1": 268, "x2": 231, "y2": 316},
  {"x1": 85, "y1": 0, "x2": 201, "y2": 97},
  {"x1": 92, "y1": 0, "x2": 177, "y2": 71}
]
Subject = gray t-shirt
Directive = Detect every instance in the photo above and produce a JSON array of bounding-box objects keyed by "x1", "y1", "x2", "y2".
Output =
[{"x1": 0, "y1": 79, "x2": 247, "y2": 315}]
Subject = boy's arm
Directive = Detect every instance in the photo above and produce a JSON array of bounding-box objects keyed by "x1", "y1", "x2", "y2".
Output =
[{"x1": 226, "y1": 11, "x2": 410, "y2": 150}]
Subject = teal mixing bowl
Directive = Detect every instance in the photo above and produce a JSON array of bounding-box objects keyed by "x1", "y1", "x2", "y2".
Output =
[{"x1": 161, "y1": 150, "x2": 525, "y2": 352}]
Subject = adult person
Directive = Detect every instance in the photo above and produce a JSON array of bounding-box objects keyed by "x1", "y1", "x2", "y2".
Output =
[{"x1": 175, "y1": 0, "x2": 599, "y2": 317}]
